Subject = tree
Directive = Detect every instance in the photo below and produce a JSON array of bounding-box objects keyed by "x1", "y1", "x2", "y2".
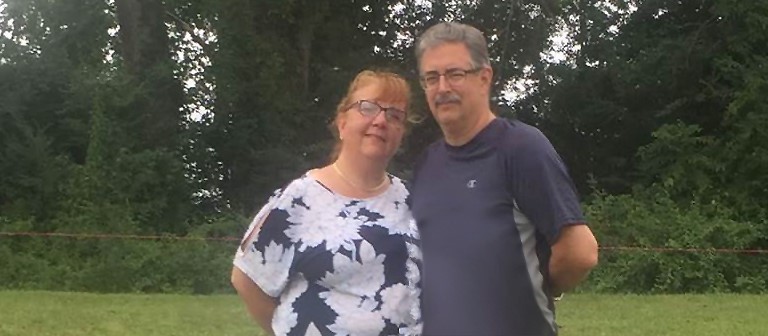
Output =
[
  {"x1": 114, "y1": 0, "x2": 184, "y2": 149},
  {"x1": 0, "y1": 0, "x2": 112, "y2": 224},
  {"x1": 520, "y1": 0, "x2": 768, "y2": 205},
  {"x1": 192, "y1": 0, "x2": 414, "y2": 214}
]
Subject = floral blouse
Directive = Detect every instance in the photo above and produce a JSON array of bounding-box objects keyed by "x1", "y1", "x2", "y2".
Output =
[{"x1": 233, "y1": 172, "x2": 422, "y2": 336}]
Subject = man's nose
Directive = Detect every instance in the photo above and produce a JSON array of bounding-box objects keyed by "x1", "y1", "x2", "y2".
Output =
[{"x1": 437, "y1": 74, "x2": 451, "y2": 92}]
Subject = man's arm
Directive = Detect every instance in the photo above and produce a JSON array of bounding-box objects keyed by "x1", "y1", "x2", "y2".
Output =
[
  {"x1": 231, "y1": 267, "x2": 277, "y2": 335},
  {"x1": 549, "y1": 224, "x2": 598, "y2": 295}
]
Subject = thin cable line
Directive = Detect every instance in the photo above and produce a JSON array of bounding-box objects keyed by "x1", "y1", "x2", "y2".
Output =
[
  {"x1": 599, "y1": 246, "x2": 768, "y2": 254},
  {"x1": 0, "y1": 231, "x2": 240, "y2": 242},
  {"x1": 1, "y1": 232, "x2": 767, "y2": 254}
]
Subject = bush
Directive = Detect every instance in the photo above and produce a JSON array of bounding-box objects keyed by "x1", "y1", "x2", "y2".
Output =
[
  {"x1": 74, "y1": 239, "x2": 235, "y2": 294},
  {"x1": 582, "y1": 188, "x2": 767, "y2": 293},
  {"x1": 0, "y1": 216, "x2": 241, "y2": 294}
]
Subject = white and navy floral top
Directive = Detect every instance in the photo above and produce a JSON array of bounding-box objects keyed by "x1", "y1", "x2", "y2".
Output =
[{"x1": 234, "y1": 172, "x2": 422, "y2": 336}]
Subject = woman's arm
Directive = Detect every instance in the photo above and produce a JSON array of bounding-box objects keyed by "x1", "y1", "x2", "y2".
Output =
[{"x1": 231, "y1": 267, "x2": 278, "y2": 335}]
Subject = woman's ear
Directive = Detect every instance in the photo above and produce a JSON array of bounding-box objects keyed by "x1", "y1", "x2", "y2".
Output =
[{"x1": 336, "y1": 114, "x2": 347, "y2": 140}]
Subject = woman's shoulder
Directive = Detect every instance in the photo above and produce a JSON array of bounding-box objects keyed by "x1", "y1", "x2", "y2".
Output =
[
  {"x1": 262, "y1": 171, "x2": 325, "y2": 207},
  {"x1": 280, "y1": 171, "x2": 316, "y2": 193},
  {"x1": 386, "y1": 174, "x2": 411, "y2": 200}
]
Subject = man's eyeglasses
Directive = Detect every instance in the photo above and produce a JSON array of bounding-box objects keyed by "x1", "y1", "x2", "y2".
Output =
[
  {"x1": 347, "y1": 100, "x2": 407, "y2": 124},
  {"x1": 419, "y1": 67, "x2": 482, "y2": 90}
]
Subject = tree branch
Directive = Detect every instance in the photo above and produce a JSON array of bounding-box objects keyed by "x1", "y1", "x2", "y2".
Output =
[{"x1": 165, "y1": 11, "x2": 213, "y2": 56}]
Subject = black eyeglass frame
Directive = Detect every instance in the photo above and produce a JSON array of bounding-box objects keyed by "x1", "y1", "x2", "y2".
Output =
[{"x1": 419, "y1": 67, "x2": 483, "y2": 89}]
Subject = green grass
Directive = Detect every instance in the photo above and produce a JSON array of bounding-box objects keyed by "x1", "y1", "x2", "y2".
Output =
[
  {"x1": 0, "y1": 291, "x2": 765, "y2": 335},
  {"x1": 0, "y1": 291, "x2": 261, "y2": 336},
  {"x1": 557, "y1": 294, "x2": 767, "y2": 336}
]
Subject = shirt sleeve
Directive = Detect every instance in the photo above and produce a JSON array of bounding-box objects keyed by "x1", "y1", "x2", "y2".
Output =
[
  {"x1": 509, "y1": 126, "x2": 585, "y2": 244},
  {"x1": 232, "y1": 188, "x2": 296, "y2": 298}
]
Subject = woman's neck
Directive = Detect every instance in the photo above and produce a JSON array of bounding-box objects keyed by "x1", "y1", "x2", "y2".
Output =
[{"x1": 332, "y1": 156, "x2": 389, "y2": 192}]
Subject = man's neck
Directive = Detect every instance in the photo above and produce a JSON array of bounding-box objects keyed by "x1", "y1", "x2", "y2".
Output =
[{"x1": 443, "y1": 111, "x2": 496, "y2": 146}]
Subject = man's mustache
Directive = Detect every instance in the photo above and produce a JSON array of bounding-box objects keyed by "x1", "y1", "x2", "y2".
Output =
[{"x1": 435, "y1": 93, "x2": 461, "y2": 106}]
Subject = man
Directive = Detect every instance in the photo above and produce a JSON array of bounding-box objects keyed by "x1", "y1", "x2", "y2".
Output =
[{"x1": 410, "y1": 22, "x2": 599, "y2": 336}]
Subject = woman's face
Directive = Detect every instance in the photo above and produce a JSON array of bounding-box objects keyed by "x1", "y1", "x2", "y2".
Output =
[{"x1": 337, "y1": 83, "x2": 408, "y2": 162}]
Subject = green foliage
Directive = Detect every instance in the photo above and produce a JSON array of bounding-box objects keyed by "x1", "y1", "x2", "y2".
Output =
[
  {"x1": 717, "y1": 56, "x2": 768, "y2": 221},
  {"x1": 584, "y1": 188, "x2": 766, "y2": 293},
  {"x1": 199, "y1": 0, "x2": 425, "y2": 213},
  {"x1": 189, "y1": 211, "x2": 249, "y2": 240},
  {"x1": 632, "y1": 54, "x2": 768, "y2": 222},
  {"x1": 76, "y1": 239, "x2": 233, "y2": 294},
  {"x1": 0, "y1": 58, "x2": 85, "y2": 225},
  {"x1": 0, "y1": 212, "x2": 248, "y2": 294},
  {"x1": 636, "y1": 122, "x2": 721, "y2": 198},
  {"x1": 524, "y1": 0, "x2": 768, "y2": 203},
  {"x1": 0, "y1": 234, "x2": 236, "y2": 294},
  {"x1": 0, "y1": 123, "x2": 73, "y2": 222},
  {"x1": 2, "y1": 0, "x2": 767, "y2": 295}
]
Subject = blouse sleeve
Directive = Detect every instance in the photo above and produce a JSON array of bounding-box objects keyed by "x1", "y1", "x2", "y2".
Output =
[{"x1": 232, "y1": 188, "x2": 296, "y2": 298}]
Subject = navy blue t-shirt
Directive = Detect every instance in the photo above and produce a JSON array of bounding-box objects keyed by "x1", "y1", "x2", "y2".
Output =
[{"x1": 410, "y1": 118, "x2": 585, "y2": 336}]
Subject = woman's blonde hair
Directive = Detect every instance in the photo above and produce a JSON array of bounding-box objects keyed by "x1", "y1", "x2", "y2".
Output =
[{"x1": 328, "y1": 70, "x2": 411, "y2": 163}]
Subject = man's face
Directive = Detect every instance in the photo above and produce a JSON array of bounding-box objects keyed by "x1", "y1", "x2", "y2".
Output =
[{"x1": 418, "y1": 42, "x2": 491, "y2": 129}]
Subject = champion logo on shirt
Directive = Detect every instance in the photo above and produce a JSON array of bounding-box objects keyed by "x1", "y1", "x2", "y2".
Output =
[{"x1": 466, "y1": 179, "x2": 477, "y2": 188}]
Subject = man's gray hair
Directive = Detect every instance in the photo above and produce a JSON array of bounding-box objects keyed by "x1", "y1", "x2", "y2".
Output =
[{"x1": 415, "y1": 22, "x2": 490, "y2": 71}]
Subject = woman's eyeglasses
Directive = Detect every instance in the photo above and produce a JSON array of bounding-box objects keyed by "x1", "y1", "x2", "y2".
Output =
[{"x1": 347, "y1": 100, "x2": 406, "y2": 124}]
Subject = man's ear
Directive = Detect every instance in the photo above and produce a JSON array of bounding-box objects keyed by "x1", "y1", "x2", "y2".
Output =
[{"x1": 480, "y1": 66, "x2": 493, "y2": 87}]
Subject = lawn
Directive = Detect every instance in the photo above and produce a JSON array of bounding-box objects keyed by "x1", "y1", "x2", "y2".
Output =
[
  {"x1": 0, "y1": 291, "x2": 259, "y2": 336},
  {"x1": 556, "y1": 294, "x2": 767, "y2": 336},
  {"x1": 0, "y1": 291, "x2": 765, "y2": 335}
]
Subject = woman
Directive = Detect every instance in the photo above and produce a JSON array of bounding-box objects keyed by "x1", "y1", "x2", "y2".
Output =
[{"x1": 231, "y1": 70, "x2": 421, "y2": 336}]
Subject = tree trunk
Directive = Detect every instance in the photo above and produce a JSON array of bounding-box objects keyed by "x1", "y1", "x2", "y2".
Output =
[{"x1": 114, "y1": 0, "x2": 182, "y2": 149}]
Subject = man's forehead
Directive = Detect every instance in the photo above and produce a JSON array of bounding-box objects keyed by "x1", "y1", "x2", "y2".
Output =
[{"x1": 419, "y1": 43, "x2": 471, "y2": 70}]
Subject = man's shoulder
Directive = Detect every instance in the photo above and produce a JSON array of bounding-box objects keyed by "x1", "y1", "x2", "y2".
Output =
[
  {"x1": 498, "y1": 118, "x2": 549, "y2": 143},
  {"x1": 495, "y1": 118, "x2": 555, "y2": 155}
]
